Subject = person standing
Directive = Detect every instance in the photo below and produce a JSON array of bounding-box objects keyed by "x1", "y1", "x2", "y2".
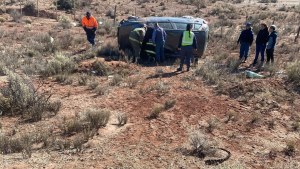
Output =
[
  {"x1": 237, "y1": 22, "x2": 254, "y2": 63},
  {"x1": 266, "y1": 25, "x2": 278, "y2": 64},
  {"x1": 152, "y1": 23, "x2": 167, "y2": 63},
  {"x1": 177, "y1": 24, "x2": 198, "y2": 72},
  {"x1": 129, "y1": 25, "x2": 147, "y2": 63},
  {"x1": 82, "y1": 12, "x2": 98, "y2": 47},
  {"x1": 252, "y1": 23, "x2": 269, "y2": 66}
]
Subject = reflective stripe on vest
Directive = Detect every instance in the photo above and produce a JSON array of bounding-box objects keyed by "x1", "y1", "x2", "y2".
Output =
[
  {"x1": 129, "y1": 37, "x2": 142, "y2": 44},
  {"x1": 181, "y1": 31, "x2": 194, "y2": 46},
  {"x1": 145, "y1": 50, "x2": 156, "y2": 55}
]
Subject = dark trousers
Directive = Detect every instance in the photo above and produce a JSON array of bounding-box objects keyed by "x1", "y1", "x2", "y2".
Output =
[
  {"x1": 266, "y1": 48, "x2": 274, "y2": 63},
  {"x1": 179, "y1": 46, "x2": 193, "y2": 69},
  {"x1": 239, "y1": 42, "x2": 250, "y2": 60},
  {"x1": 85, "y1": 29, "x2": 96, "y2": 45},
  {"x1": 155, "y1": 41, "x2": 165, "y2": 63},
  {"x1": 253, "y1": 44, "x2": 266, "y2": 65}
]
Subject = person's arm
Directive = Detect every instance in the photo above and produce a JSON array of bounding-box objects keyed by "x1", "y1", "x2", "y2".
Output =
[
  {"x1": 193, "y1": 36, "x2": 198, "y2": 49},
  {"x1": 82, "y1": 18, "x2": 87, "y2": 31},
  {"x1": 163, "y1": 30, "x2": 167, "y2": 41},
  {"x1": 237, "y1": 32, "x2": 241, "y2": 44},
  {"x1": 178, "y1": 33, "x2": 183, "y2": 49}
]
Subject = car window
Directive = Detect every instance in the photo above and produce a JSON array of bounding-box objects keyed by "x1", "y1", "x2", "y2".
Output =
[
  {"x1": 147, "y1": 22, "x2": 173, "y2": 29},
  {"x1": 194, "y1": 24, "x2": 202, "y2": 30},
  {"x1": 174, "y1": 23, "x2": 188, "y2": 30}
]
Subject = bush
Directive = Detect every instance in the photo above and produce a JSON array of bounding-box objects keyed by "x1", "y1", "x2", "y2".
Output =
[
  {"x1": 85, "y1": 109, "x2": 111, "y2": 128},
  {"x1": 0, "y1": 134, "x2": 33, "y2": 158},
  {"x1": 164, "y1": 99, "x2": 176, "y2": 110},
  {"x1": 109, "y1": 74, "x2": 123, "y2": 86},
  {"x1": 23, "y1": 1, "x2": 36, "y2": 12},
  {"x1": 189, "y1": 131, "x2": 216, "y2": 156},
  {"x1": 58, "y1": 15, "x2": 72, "y2": 29},
  {"x1": 10, "y1": 10, "x2": 22, "y2": 22},
  {"x1": 40, "y1": 53, "x2": 77, "y2": 77},
  {"x1": 0, "y1": 70, "x2": 61, "y2": 122},
  {"x1": 148, "y1": 104, "x2": 164, "y2": 119},
  {"x1": 0, "y1": 17, "x2": 6, "y2": 23},
  {"x1": 63, "y1": 118, "x2": 84, "y2": 135},
  {"x1": 116, "y1": 112, "x2": 128, "y2": 126},
  {"x1": 91, "y1": 61, "x2": 109, "y2": 76},
  {"x1": 57, "y1": 0, "x2": 74, "y2": 10},
  {"x1": 287, "y1": 60, "x2": 300, "y2": 84}
]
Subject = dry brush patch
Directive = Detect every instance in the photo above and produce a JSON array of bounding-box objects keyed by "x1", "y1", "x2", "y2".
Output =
[{"x1": 0, "y1": 69, "x2": 61, "y2": 122}]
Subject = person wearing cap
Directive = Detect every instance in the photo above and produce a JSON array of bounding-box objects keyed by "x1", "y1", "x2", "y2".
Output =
[
  {"x1": 266, "y1": 25, "x2": 278, "y2": 64},
  {"x1": 152, "y1": 23, "x2": 167, "y2": 63},
  {"x1": 129, "y1": 24, "x2": 147, "y2": 63},
  {"x1": 237, "y1": 22, "x2": 254, "y2": 63},
  {"x1": 252, "y1": 23, "x2": 269, "y2": 66},
  {"x1": 82, "y1": 12, "x2": 98, "y2": 46},
  {"x1": 177, "y1": 23, "x2": 198, "y2": 72}
]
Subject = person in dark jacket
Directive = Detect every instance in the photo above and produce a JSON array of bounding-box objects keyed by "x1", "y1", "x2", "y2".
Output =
[
  {"x1": 177, "y1": 24, "x2": 198, "y2": 72},
  {"x1": 295, "y1": 26, "x2": 300, "y2": 42},
  {"x1": 252, "y1": 23, "x2": 269, "y2": 66},
  {"x1": 152, "y1": 23, "x2": 167, "y2": 63},
  {"x1": 237, "y1": 22, "x2": 254, "y2": 63},
  {"x1": 266, "y1": 25, "x2": 278, "y2": 64}
]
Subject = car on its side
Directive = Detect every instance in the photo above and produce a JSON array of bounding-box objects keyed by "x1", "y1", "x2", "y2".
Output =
[{"x1": 117, "y1": 16, "x2": 209, "y2": 58}]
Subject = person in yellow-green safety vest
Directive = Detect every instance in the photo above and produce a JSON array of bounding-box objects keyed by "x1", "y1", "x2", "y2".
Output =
[
  {"x1": 177, "y1": 23, "x2": 198, "y2": 72},
  {"x1": 129, "y1": 25, "x2": 147, "y2": 63}
]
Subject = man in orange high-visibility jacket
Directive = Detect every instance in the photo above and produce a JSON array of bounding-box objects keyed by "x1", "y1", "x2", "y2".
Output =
[{"x1": 82, "y1": 12, "x2": 98, "y2": 46}]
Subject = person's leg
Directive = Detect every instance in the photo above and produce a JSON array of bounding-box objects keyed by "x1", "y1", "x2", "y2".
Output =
[
  {"x1": 239, "y1": 43, "x2": 245, "y2": 60},
  {"x1": 155, "y1": 42, "x2": 161, "y2": 63},
  {"x1": 90, "y1": 33, "x2": 95, "y2": 46},
  {"x1": 270, "y1": 48, "x2": 274, "y2": 63},
  {"x1": 178, "y1": 47, "x2": 185, "y2": 71},
  {"x1": 135, "y1": 46, "x2": 141, "y2": 63},
  {"x1": 160, "y1": 42, "x2": 165, "y2": 62},
  {"x1": 260, "y1": 44, "x2": 266, "y2": 63},
  {"x1": 253, "y1": 44, "x2": 260, "y2": 65},
  {"x1": 244, "y1": 43, "x2": 250, "y2": 61},
  {"x1": 186, "y1": 46, "x2": 193, "y2": 71},
  {"x1": 266, "y1": 49, "x2": 271, "y2": 64}
]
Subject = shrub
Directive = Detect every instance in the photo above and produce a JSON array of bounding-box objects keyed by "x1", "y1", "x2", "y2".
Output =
[
  {"x1": 94, "y1": 86, "x2": 109, "y2": 96},
  {"x1": 109, "y1": 74, "x2": 123, "y2": 86},
  {"x1": 116, "y1": 112, "x2": 128, "y2": 126},
  {"x1": 91, "y1": 61, "x2": 109, "y2": 76},
  {"x1": 206, "y1": 118, "x2": 219, "y2": 133},
  {"x1": 58, "y1": 15, "x2": 72, "y2": 29},
  {"x1": 0, "y1": 70, "x2": 60, "y2": 122},
  {"x1": 85, "y1": 109, "x2": 111, "y2": 128},
  {"x1": 0, "y1": 134, "x2": 33, "y2": 158},
  {"x1": 23, "y1": 1, "x2": 36, "y2": 12},
  {"x1": 105, "y1": 8, "x2": 115, "y2": 19},
  {"x1": 63, "y1": 118, "x2": 84, "y2": 135},
  {"x1": 0, "y1": 17, "x2": 6, "y2": 23},
  {"x1": 97, "y1": 40, "x2": 120, "y2": 58},
  {"x1": 164, "y1": 99, "x2": 176, "y2": 110},
  {"x1": 148, "y1": 104, "x2": 164, "y2": 119},
  {"x1": 57, "y1": 0, "x2": 74, "y2": 10},
  {"x1": 40, "y1": 53, "x2": 77, "y2": 77},
  {"x1": 10, "y1": 10, "x2": 22, "y2": 22},
  {"x1": 88, "y1": 80, "x2": 99, "y2": 90},
  {"x1": 287, "y1": 60, "x2": 300, "y2": 84},
  {"x1": 189, "y1": 131, "x2": 216, "y2": 157},
  {"x1": 78, "y1": 74, "x2": 89, "y2": 86},
  {"x1": 126, "y1": 76, "x2": 140, "y2": 89}
]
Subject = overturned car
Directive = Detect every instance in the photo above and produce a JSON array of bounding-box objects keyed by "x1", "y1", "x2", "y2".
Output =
[{"x1": 117, "y1": 16, "x2": 209, "y2": 59}]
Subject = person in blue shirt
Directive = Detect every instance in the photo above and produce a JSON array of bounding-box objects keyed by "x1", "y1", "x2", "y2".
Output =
[
  {"x1": 266, "y1": 25, "x2": 278, "y2": 64},
  {"x1": 152, "y1": 23, "x2": 167, "y2": 63},
  {"x1": 237, "y1": 22, "x2": 254, "y2": 63}
]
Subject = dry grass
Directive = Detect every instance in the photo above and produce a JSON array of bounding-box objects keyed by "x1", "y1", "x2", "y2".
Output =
[
  {"x1": 148, "y1": 104, "x2": 164, "y2": 119},
  {"x1": 116, "y1": 112, "x2": 128, "y2": 126}
]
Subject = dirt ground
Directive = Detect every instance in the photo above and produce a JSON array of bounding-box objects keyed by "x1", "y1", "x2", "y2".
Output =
[{"x1": 0, "y1": 0, "x2": 300, "y2": 169}]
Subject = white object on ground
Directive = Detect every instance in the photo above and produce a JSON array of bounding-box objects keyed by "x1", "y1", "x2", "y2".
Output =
[{"x1": 245, "y1": 70, "x2": 264, "y2": 78}]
